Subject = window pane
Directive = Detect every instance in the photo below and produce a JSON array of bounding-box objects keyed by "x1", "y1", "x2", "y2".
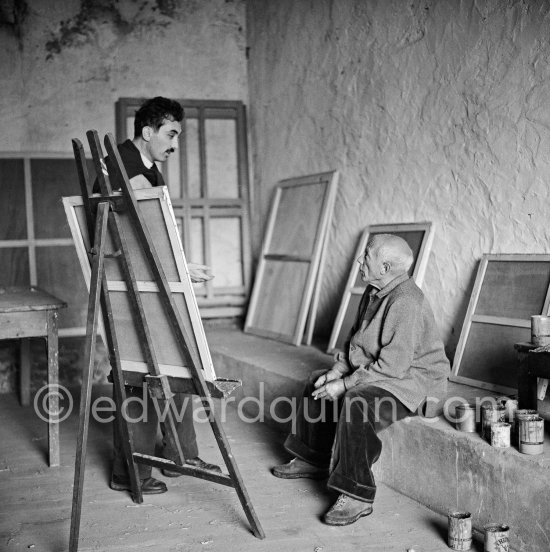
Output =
[
  {"x1": 126, "y1": 117, "x2": 134, "y2": 142},
  {"x1": 190, "y1": 218, "x2": 206, "y2": 296},
  {"x1": 165, "y1": 149, "x2": 182, "y2": 198},
  {"x1": 0, "y1": 248, "x2": 29, "y2": 286},
  {"x1": 210, "y1": 217, "x2": 243, "y2": 288},
  {"x1": 0, "y1": 159, "x2": 26, "y2": 240},
  {"x1": 32, "y1": 159, "x2": 80, "y2": 239},
  {"x1": 205, "y1": 119, "x2": 239, "y2": 198},
  {"x1": 185, "y1": 118, "x2": 201, "y2": 198},
  {"x1": 36, "y1": 246, "x2": 88, "y2": 329}
]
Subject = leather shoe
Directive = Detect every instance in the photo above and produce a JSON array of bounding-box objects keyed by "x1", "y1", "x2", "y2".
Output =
[
  {"x1": 161, "y1": 456, "x2": 222, "y2": 477},
  {"x1": 110, "y1": 474, "x2": 167, "y2": 495},
  {"x1": 323, "y1": 494, "x2": 373, "y2": 526},
  {"x1": 272, "y1": 457, "x2": 329, "y2": 480}
]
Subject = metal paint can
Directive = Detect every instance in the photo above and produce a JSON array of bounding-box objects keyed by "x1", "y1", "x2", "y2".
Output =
[
  {"x1": 448, "y1": 511, "x2": 472, "y2": 551},
  {"x1": 455, "y1": 403, "x2": 477, "y2": 433},
  {"x1": 518, "y1": 415, "x2": 544, "y2": 455},
  {"x1": 502, "y1": 399, "x2": 517, "y2": 424},
  {"x1": 481, "y1": 404, "x2": 506, "y2": 442},
  {"x1": 490, "y1": 422, "x2": 511, "y2": 448},
  {"x1": 531, "y1": 315, "x2": 550, "y2": 346},
  {"x1": 514, "y1": 409, "x2": 538, "y2": 445},
  {"x1": 484, "y1": 524, "x2": 509, "y2": 552}
]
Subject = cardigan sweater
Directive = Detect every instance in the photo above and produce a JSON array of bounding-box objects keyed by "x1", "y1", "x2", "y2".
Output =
[{"x1": 335, "y1": 274, "x2": 449, "y2": 413}]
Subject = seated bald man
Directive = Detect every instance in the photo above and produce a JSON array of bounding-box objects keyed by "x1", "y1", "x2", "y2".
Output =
[{"x1": 272, "y1": 234, "x2": 449, "y2": 526}]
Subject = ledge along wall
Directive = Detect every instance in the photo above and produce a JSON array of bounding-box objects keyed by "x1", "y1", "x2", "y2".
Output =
[{"x1": 246, "y1": 0, "x2": 550, "y2": 360}]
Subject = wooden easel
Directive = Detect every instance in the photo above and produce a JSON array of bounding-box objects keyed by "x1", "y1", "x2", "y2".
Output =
[{"x1": 68, "y1": 131, "x2": 264, "y2": 551}]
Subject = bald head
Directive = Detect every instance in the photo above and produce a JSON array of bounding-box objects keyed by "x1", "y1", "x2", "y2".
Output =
[
  {"x1": 367, "y1": 234, "x2": 414, "y2": 275},
  {"x1": 357, "y1": 234, "x2": 413, "y2": 288}
]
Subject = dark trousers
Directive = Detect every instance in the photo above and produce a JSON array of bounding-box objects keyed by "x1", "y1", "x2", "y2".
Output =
[
  {"x1": 284, "y1": 370, "x2": 413, "y2": 503},
  {"x1": 113, "y1": 385, "x2": 198, "y2": 479}
]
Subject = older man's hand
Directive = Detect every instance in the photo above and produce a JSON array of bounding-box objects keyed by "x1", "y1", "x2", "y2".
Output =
[
  {"x1": 311, "y1": 380, "x2": 346, "y2": 401},
  {"x1": 313, "y1": 369, "x2": 341, "y2": 389}
]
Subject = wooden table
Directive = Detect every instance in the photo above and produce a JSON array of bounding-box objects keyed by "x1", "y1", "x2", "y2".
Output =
[
  {"x1": 515, "y1": 341, "x2": 550, "y2": 410},
  {"x1": 0, "y1": 286, "x2": 66, "y2": 467}
]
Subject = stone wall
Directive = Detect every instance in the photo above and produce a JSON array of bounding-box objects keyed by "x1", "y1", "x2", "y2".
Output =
[
  {"x1": 1, "y1": 0, "x2": 247, "y2": 152},
  {"x1": 246, "y1": 0, "x2": 550, "y2": 358}
]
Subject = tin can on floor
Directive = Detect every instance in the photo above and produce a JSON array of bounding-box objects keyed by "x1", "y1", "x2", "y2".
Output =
[
  {"x1": 518, "y1": 415, "x2": 544, "y2": 455},
  {"x1": 481, "y1": 404, "x2": 506, "y2": 442},
  {"x1": 455, "y1": 403, "x2": 476, "y2": 433},
  {"x1": 448, "y1": 511, "x2": 472, "y2": 551},
  {"x1": 490, "y1": 422, "x2": 511, "y2": 448},
  {"x1": 484, "y1": 524, "x2": 509, "y2": 552}
]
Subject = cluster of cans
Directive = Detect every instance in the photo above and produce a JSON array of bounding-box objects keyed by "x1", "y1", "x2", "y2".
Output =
[
  {"x1": 448, "y1": 511, "x2": 510, "y2": 551},
  {"x1": 455, "y1": 399, "x2": 544, "y2": 455}
]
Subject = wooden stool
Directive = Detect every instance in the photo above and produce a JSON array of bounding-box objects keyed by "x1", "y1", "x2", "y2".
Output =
[{"x1": 0, "y1": 286, "x2": 66, "y2": 467}]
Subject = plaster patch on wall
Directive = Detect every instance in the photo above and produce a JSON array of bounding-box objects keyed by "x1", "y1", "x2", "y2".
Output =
[{"x1": 45, "y1": 0, "x2": 171, "y2": 60}]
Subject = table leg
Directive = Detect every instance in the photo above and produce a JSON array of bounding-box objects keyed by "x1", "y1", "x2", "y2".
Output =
[
  {"x1": 518, "y1": 352, "x2": 539, "y2": 410},
  {"x1": 19, "y1": 338, "x2": 31, "y2": 406},
  {"x1": 47, "y1": 310, "x2": 60, "y2": 468}
]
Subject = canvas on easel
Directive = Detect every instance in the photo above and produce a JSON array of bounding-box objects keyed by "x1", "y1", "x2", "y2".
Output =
[
  {"x1": 64, "y1": 131, "x2": 264, "y2": 552},
  {"x1": 244, "y1": 171, "x2": 338, "y2": 346},
  {"x1": 327, "y1": 222, "x2": 434, "y2": 354},
  {"x1": 63, "y1": 187, "x2": 216, "y2": 383}
]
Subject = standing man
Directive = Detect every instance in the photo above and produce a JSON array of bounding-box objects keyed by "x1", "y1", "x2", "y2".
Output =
[
  {"x1": 272, "y1": 234, "x2": 449, "y2": 525},
  {"x1": 106, "y1": 97, "x2": 220, "y2": 496}
]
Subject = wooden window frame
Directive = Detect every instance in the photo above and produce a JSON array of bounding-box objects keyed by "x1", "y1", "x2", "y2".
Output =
[
  {"x1": 0, "y1": 152, "x2": 86, "y2": 337},
  {"x1": 115, "y1": 98, "x2": 252, "y2": 319}
]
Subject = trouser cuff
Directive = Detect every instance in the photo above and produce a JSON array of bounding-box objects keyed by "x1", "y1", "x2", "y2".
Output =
[
  {"x1": 284, "y1": 433, "x2": 332, "y2": 467},
  {"x1": 327, "y1": 471, "x2": 376, "y2": 503}
]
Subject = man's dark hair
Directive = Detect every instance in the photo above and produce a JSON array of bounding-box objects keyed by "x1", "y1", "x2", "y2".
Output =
[{"x1": 133, "y1": 96, "x2": 184, "y2": 138}]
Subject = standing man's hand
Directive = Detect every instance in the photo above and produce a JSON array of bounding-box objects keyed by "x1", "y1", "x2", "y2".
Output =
[
  {"x1": 188, "y1": 263, "x2": 214, "y2": 283},
  {"x1": 311, "y1": 380, "x2": 346, "y2": 401}
]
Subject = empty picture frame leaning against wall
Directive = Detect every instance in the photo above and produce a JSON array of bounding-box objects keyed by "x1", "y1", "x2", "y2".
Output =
[
  {"x1": 327, "y1": 222, "x2": 434, "y2": 354},
  {"x1": 450, "y1": 254, "x2": 550, "y2": 394},
  {"x1": 244, "y1": 171, "x2": 339, "y2": 345},
  {"x1": 63, "y1": 186, "x2": 216, "y2": 382}
]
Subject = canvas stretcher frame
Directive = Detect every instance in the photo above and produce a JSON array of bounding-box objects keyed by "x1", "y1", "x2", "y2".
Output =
[
  {"x1": 450, "y1": 254, "x2": 550, "y2": 394},
  {"x1": 327, "y1": 222, "x2": 434, "y2": 354},
  {"x1": 244, "y1": 171, "x2": 339, "y2": 345},
  {"x1": 63, "y1": 187, "x2": 216, "y2": 382}
]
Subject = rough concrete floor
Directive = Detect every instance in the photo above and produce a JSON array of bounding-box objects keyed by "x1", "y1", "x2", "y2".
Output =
[{"x1": 0, "y1": 387, "x2": 487, "y2": 552}]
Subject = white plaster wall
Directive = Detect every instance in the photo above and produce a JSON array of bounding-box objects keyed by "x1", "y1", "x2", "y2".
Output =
[
  {"x1": 247, "y1": 0, "x2": 550, "y2": 357},
  {"x1": 0, "y1": 0, "x2": 247, "y2": 152}
]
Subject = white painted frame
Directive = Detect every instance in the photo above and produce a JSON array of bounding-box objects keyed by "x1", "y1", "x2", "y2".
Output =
[
  {"x1": 450, "y1": 254, "x2": 550, "y2": 394},
  {"x1": 244, "y1": 171, "x2": 339, "y2": 346},
  {"x1": 62, "y1": 187, "x2": 216, "y2": 381},
  {"x1": 327, "y1": 222, "x2": 434, "y2": 354}
]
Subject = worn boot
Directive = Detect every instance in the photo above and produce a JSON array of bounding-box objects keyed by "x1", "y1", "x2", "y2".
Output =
[
  {"x1": 272, "y1": 457, "x2": 329, "y2": 480},
  {"x1": 323, "y1": 494, "x2": 373, "y2": 526}
]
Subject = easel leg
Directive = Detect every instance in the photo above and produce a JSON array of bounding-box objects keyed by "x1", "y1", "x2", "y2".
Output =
[
  {"x1": 47, "y1": 311, "x2": 60, "y2": 468},
  {"x1": 205, "y1": 404, "x2": 265, "y2": 539},
  {"x1": 69, "y1": 202, "x2": 110, "y2": 552}
]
